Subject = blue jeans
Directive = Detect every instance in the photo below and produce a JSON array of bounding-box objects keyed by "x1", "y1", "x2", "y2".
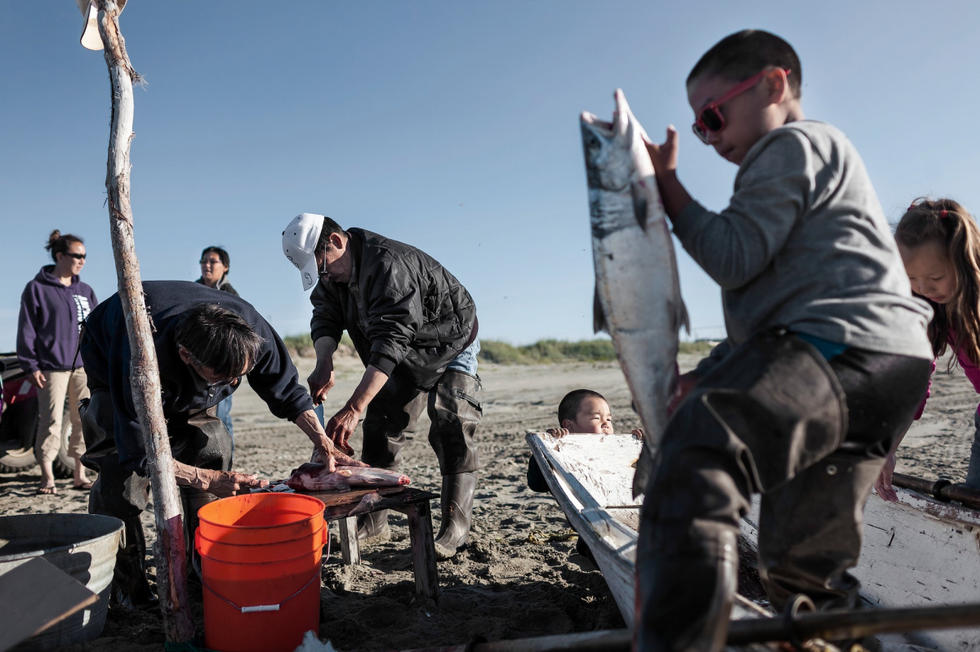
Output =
[{"x1": 447, "y1": 339, "x2": 480, "y2": 376}]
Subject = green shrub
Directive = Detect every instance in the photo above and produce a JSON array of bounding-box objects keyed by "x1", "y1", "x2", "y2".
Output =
[
  {"x1": 478, "y1": 338, "x2": 617, "y2": 364},
  {"x1": 678, "y1": 340, "x2": 718, "y2": 356},
  {"x1": 283, "y1": 333, "x2": 719, "y2": 364},
  {"x1": 281, "y1": 333, "x2": 355, "y2": 358},
  {"x1": 478, "y1": 337, "x2": 718, "y2": 365}
]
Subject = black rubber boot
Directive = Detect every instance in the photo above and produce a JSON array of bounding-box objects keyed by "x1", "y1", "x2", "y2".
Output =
[
  {"x1": 110, "y1": 516, "x2": 158, "y2": 611},
  {"x1": 356, "y1": 509, "x2": 391, "y2": 543},
  {"x1": 635, "y1": 525, "x2": 738, "y2": 652},
  {"x1": 434, "y1": 472, "x2": 476, "y2": 559}
]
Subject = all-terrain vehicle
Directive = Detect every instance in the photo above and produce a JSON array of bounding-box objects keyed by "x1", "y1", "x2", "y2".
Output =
[{"x1": 0, "y1": 352, "x2": 79, "y2": 475}]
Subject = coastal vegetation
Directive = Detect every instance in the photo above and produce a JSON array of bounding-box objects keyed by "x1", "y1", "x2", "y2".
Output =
[{"x1": 282, "y1": 334, "x2": 716, "y2": 364}]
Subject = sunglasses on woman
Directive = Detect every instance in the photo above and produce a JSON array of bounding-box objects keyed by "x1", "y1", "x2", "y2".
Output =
[{"x1": 691, "y1": 68, "x2": 791, "y2": 144}]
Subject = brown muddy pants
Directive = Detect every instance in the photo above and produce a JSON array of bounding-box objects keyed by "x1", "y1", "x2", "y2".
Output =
[
  {"x1": 634, "y1": 330, "x2": 931, "y2": 651},
  {"x1": 359, "y1": 367, "x2": 482, "y2": 475}
]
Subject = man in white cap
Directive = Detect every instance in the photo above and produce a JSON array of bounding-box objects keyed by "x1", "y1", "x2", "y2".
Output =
[{"x1": 283, "y1": 214, "x2": 483, "y2": 559}]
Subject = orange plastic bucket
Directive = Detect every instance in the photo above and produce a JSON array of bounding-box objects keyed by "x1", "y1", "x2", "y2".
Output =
[
  {"x1": 195, "y1": 493, "x2": 326, "y2": 652},
  {"x1": 196, "y1": 523, "x2": 326, "y2": 564},
  {"x1": 197, "y1": 493, "x2": 325, "y2": 545}
]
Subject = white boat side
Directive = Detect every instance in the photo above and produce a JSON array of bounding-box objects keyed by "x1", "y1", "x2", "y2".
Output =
[
  {"x1": 742, "y1": 486, "x2": 980, "y2": 651},
  {"x1": 526, "y1": 431, "x2": 641, "y2": 628},
  {"x1": 526, "y1": 431, "x2": 784, "y2": 652}
]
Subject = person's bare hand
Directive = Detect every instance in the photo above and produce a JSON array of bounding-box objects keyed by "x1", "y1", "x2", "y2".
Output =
[
  {"x1": 874, "y1": 454, "x2": 899, "y2": 502},
  {"x1": 668, "y1": 371, "x2": 699, "y2": 416},
  {"x1": 545, "y1": 427, "x2": 570, "y2": 438},
  {"x1": 310, "y1": 444, "x2": 335, "y2": 472},
  {"x1": 325, "y1": 404, "x2": 360, "y2": 455},
  {"x1": 631, "y1": 428, "x2": 645, "y2": 441},
  {"x1": 310, "y1": 441, "x2": 366, "y2": 471},
  {"x1": 644, "y1": 126, "x2": 679, "y2": 178},
  {"x1": 29, "y1": 370, "x2": 46, "y2": 390},
  {"x1": 199, "y1": 469, "x2": 268, "y2": 498},
  {"x1": 307, "y1": 358, "x2": 335, "y2": 405}
]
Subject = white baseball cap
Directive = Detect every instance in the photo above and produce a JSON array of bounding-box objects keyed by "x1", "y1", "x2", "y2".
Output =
[
  {"x1": 76, "y1": 0, "x2": 127, "y2": 51},
  {"x1": 282, "y1": 213, "x2": 324, "y2": 291}
]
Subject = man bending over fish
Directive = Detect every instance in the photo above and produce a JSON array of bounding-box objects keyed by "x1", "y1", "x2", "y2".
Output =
[
  {"x1": 282, "y1": 213, "x2": 482, "y2": 559},
  {"x1": 635, "y1": 30, "x2": 932, "y2": 650},
  {"x1": 78, "y1": 281, "x2": 361, "y2": 609}
]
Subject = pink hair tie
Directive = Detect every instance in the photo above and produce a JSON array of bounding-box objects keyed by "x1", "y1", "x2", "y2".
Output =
[{"x1": 940, "y1": 209, "x2": 949, "y2": 218}]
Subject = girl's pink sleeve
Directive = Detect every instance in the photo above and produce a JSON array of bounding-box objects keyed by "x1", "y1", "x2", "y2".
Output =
[{"x1": 955, "y1": 347, "x2": 980, "y2": 413}]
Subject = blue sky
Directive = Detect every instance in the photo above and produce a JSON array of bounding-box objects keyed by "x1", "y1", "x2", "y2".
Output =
[{"x1": 3, "y1": 1, "x2": 980, "y2": 348}]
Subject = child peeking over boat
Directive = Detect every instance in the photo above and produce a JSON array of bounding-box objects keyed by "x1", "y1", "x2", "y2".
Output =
[
  {"x1": 528, "y1": 389, "x2": 643, "y2": 490},
  {"x1": 527, "y1": 389, "x2": 642, "y2": 559}
]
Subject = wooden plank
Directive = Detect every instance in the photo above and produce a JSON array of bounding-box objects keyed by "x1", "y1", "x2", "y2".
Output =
[
  {"x1": 337, "y1": 516, "x2": 359, "y2": 565},
  {"x1": 304, "y1": 486, "x2": 404, "y2": 508},
  {"x1": 0, "y1": 556, "x2": 98, "y2": 651},
  {"x1": 402, "y1": 501, "x2": 439, "y2": 601}
]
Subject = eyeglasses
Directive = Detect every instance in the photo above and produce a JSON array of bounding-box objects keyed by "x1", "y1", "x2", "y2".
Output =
[
  {"x1": 691, "y1": 68, "x2": 791, "y2": 144},
  {"x1": 65, "y1": 252, "x2": 87, "y2": 260},
  {"x1": 179, "y1": 345, "x2": 250, "y2": 390},
  {"x1": 200, "y1": 258, "x2": 223, "y2": 266}
]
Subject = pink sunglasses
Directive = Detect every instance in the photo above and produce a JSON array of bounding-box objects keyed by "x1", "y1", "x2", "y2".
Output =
[{"x1": 692, "y1": 68, "x2": 791, "y2": 144}]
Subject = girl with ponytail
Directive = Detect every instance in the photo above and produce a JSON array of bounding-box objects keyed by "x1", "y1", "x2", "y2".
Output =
[{"x1": 876, "y1": 198, "x2": 980, "y2": 498}]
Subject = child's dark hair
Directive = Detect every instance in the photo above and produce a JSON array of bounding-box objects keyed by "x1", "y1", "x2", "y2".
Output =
[
  {"x1": 896, "y1": 198, "x2": 980, "y2": 367},
  {"x1": 688, "y1": 29, "x2": 802, "y2": 98},
  {"x1": 45, "y1": 230, "x2": 83, "y2": 261},
  {"x1": 557, "y1": 389, "x2": 606, "y2": 424}
]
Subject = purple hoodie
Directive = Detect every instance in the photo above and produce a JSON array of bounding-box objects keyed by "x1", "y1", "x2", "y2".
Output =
[{"x1": 17, "y1": 266, "x2": 98, "y2": 373}]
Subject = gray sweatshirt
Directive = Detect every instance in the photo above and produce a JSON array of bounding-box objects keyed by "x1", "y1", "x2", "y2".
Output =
[{"x1": 673, "y1": 120, "x2": 932, "y2": 371}]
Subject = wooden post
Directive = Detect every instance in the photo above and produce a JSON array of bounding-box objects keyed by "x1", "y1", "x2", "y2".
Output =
[{"x1": 92, "y1": 0, "x2": 194, "y2": 642}]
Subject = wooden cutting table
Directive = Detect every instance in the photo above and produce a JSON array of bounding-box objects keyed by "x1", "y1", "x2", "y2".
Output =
[{"x1": 303, "y1": 486, "x2": 440, "y2": 600}]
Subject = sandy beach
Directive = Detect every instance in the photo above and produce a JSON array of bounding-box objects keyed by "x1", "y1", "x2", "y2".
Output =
[{"x1": 1, "y1": 351, "x2": 975, "y2": 651}]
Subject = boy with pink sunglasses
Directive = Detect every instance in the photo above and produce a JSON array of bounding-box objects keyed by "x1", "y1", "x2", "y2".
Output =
[{"x1": 635, "y1": 29, "x2": 933, "y2": 650}]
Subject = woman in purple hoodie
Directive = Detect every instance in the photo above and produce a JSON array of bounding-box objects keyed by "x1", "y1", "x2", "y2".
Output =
[{"x1": 17, "y1": 230, "x2": 98, "y2": 494}]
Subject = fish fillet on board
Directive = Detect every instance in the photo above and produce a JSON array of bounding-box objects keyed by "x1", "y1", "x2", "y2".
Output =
[
  {"x1": 580, "y1": 89, "x2": 688, "y2": 496},
  {"x1": 287, "y1": 462, "x2": 411, "y2": 492}
]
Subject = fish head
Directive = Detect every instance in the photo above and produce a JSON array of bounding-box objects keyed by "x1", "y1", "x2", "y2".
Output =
[
  {"x1": 581, "y1": 89, "x2": 653, "y2": 191},
  {"x1": 581, "y1": 111, "x2": 633, "y2": 192}
]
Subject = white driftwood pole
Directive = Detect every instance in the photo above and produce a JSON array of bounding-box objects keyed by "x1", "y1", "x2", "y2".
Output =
[{"x1": 93, "y1": 0, "x2": 194, "y2": 641}]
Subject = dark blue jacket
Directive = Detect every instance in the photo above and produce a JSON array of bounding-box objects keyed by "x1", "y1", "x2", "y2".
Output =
[{"x1": 81, "y1": 281, "x2": 311, "y2": 470}]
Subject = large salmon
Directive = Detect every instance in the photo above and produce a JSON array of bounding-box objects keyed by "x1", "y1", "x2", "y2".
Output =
[{"x1": 580, "y1": 89, "x2": 689, "y2": 497}]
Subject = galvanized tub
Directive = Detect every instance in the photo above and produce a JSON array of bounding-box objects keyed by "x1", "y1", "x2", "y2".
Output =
[{"x1": 0, "y1": 513, "x2": 124, "y2": 650}]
